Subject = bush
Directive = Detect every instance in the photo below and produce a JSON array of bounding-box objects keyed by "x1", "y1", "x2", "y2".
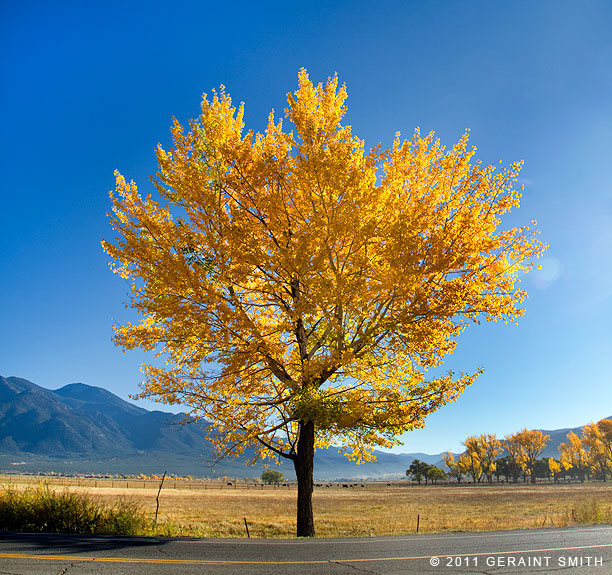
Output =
[
  {"x1": 261, "y1": 470, "x2": 285, "y2": 484},
  {"x1": 0, "y1": 483, "x2": 149, "y2": 535}
]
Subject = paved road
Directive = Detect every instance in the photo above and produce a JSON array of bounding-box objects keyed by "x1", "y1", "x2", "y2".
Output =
[{"x1": 0, "y1": 526, "x2": 610, "y2": 574}]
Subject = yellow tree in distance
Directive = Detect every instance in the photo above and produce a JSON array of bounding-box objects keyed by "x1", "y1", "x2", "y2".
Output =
[
  {"x1": 442, "y1": 452, "x2": 464, "y2": 483},
  {"x1": 477, "y1": 433, "x2": 503, "y2": 483},
  {"x1": 559, "y1": 430, "x2": 590, "y2": 482},
  {"x1": 547, "y1": 458, "x2": 562, "y2": 482},
  {"x1": 504, "y1": 432, "x2": 526, "y2": 483},
  {"x1": 462, "y1": 436, "x2": 484, "y2": 483},
  {"x1": 582, "y1": 420, "x2": 612, "y2": 481},
  {"x1": 103, "y1": 70, "x2": 545, "y2": 536},
  {"x1": 507, "y1": 429, "x2": 550, "y2": 484}
]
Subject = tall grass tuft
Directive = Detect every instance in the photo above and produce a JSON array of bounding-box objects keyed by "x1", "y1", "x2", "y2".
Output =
[
  {"x1": 563, "y1": 497, "x2": 612, "y2": 525},
  {"x1": 0, "y1": 483, "x2": 150, "y2": 535}
]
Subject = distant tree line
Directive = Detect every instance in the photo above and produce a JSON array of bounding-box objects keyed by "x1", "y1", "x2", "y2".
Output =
[{"x1": 406, "y1": 419, "x2": 612, "y2": 484}]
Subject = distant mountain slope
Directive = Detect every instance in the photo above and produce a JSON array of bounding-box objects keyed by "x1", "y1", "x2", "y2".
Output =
[
  {"x1": 0, "y1": 375, "x2": 214, "y2": 456},
  {"x1": 0, "y1": 375, "x2": 608, "y2": 479},
  {"x1": 54, "y1": 382, "x2": 148, "y2": 417},
  {"x1": 0, "y1": 377, "x2": 131, "y2": 455}
]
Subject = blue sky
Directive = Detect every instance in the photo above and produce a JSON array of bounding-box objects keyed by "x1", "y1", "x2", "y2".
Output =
[{"x1": 1, "y1": 0, "x2": 611, "y2": 454}]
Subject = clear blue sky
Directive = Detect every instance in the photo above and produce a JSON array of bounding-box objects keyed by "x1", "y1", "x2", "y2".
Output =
[{"x1": 2, "y1": 0, "x2": 611, "y2": 454}]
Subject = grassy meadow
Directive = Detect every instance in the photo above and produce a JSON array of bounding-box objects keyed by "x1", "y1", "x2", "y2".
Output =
[{"x1": 1, "y1": 475, "x2": 611, "y2": 538}]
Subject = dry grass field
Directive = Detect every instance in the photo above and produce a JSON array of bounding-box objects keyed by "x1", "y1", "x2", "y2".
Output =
[{"x1": 1, "y1": 476, "x2": 611, "y2": 538}]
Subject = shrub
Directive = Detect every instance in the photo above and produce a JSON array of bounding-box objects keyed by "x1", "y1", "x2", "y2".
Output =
[
  {"x1": 261, "y1": 470, "x2": 285, "y2": 484},
  {"x1": 0, "y1": 483, "x2": 149, "y2": 535}
]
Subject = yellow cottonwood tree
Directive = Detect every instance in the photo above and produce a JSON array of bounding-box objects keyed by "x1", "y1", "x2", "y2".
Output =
[
  {"x1": 479, "y1": 433, "x2": 503, "y2": 483},
  {"x1": 582, "y1": 419, "x2": 612, "y2": 481},
  {"x1": 462, "y1": 434, "x2": 502, "y2": 483},
  {"x1": 443, "y1": 452, "x2": 464, "y2": 483},
  {"x1": 458, "y1": 454, "x2": 474, "y2": 480},
  {"x1": 103, "y1": 70, "x2": 545, "y2": 536},
  {"x1": 559, "y1": 430, "x2": 589, "y2": 482},
  {"x1": 504, "y1": 433, "x2": 527, "y2": 483},
  {"x1": 507, "y1": 429, "x2": 550, "y2": 484},
  {"x1": 462, "y1": 436, "x2": 483, "y2": 483},
  {"x1": 547, "y1": 458, "x2": 562, "y2": 482}
]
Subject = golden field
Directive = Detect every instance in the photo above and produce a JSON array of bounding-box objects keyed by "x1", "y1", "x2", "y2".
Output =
[{"x1": 1, "y1": 476, "x2": 611, "y2": 538}]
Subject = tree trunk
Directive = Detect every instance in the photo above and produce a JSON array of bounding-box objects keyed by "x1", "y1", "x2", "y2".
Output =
[{"x1": 293, "y1": 420, "x2": 315, "y2": 537}]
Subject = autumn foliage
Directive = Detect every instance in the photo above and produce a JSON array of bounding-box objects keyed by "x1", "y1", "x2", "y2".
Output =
[
  {"x1": 560, "y1": 419, "x2": 612, "y2": 482},
  {"x1": 103, "y1": 70, "x2": 544, "y2": 535},
  {"x1": 441, "y1": 419, "x2": 612, "y2": 484}
]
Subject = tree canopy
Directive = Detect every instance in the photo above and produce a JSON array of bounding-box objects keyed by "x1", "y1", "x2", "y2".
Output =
[
  {"x1": 261, "y1": 469, "x2": 285, "y2": 484},
  {"x1": 103, "y1": 69, "x2": 545, "y2": 535},
  {"x1": 505, "y1": 429, "x2": 550, "y2": 483}
]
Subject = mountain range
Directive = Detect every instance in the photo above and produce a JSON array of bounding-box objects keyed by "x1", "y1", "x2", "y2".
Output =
[{"x1": 0, "y1": 375, "x2": 604, "y2": 479}]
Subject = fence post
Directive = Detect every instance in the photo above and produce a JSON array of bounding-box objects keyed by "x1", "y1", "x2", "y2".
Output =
[{"x1": 154, "y1": 471, "x2": 167, "y2": 524}]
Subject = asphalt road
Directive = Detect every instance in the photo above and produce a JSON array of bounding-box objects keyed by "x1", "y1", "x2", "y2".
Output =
[{"x1": 0, "y1": 525, "x2": 610, "y2": 574}]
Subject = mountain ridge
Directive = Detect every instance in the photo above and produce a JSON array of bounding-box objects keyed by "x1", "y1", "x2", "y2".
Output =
[{"x1": 0, "y1": 375, "x2": 607, "y2": 479}]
